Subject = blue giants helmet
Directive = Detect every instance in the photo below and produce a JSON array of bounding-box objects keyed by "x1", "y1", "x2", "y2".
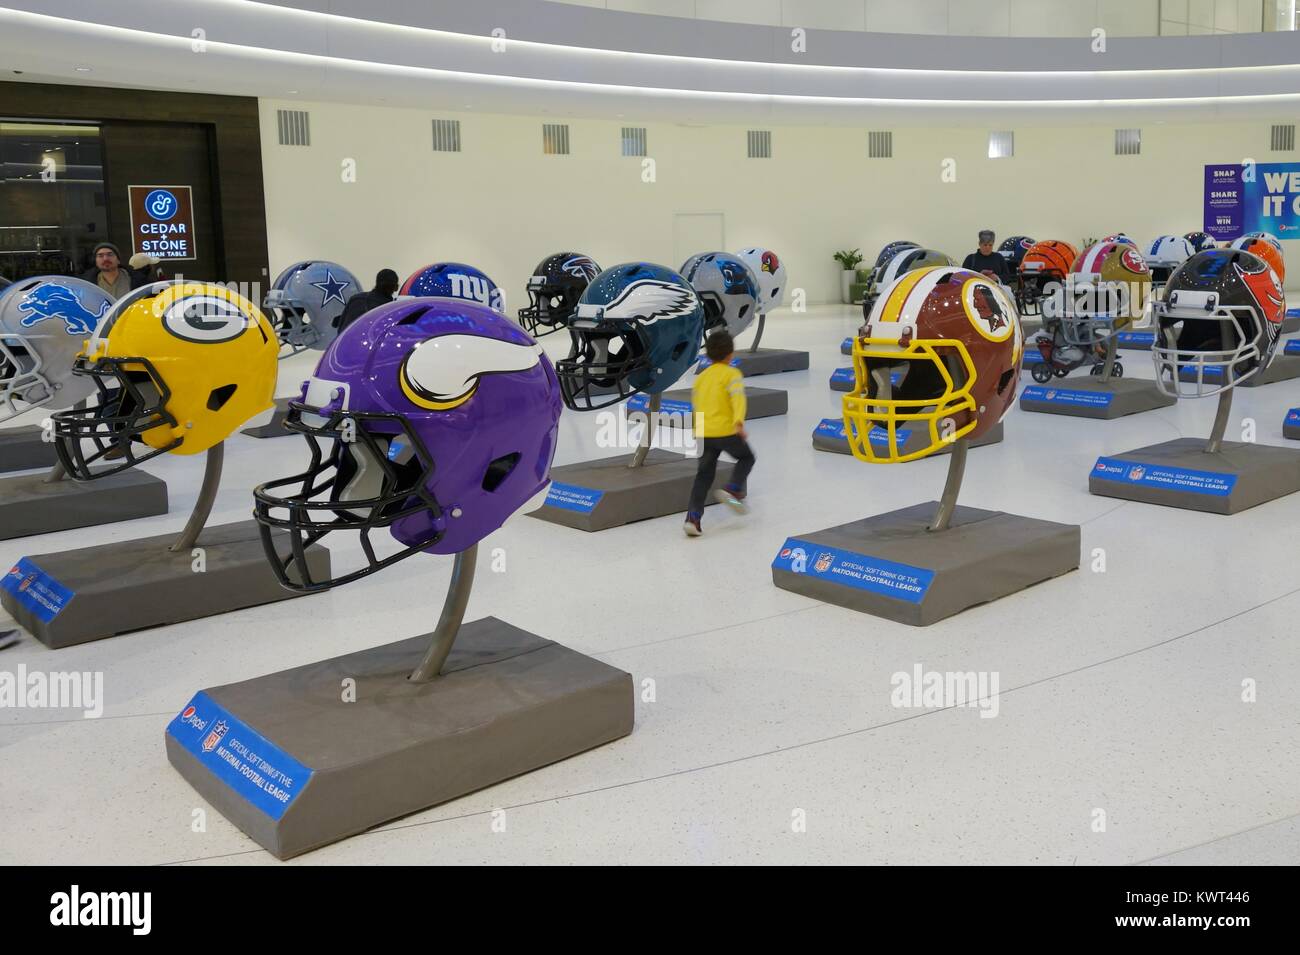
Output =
[
  {"x1": 400, "y1": 262, "x2": 504, "y2": 313},
  {"x1": 264, "y1": 260, "x2": 360, "y2": 356},
  {"x1": 554, "y1": 262, "x2": 705, "y2": 410}
]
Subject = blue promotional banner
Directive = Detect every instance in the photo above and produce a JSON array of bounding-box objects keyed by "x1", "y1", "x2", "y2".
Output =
[
  {"x1": 772, "y1": 537, "x2": 934, "y2": 604},
  {"x1": 696, "y1": 355, "x2": 743, "y2": 372},
  {"x1": 1117, "y1": 331, "x2": 1155, "y2": 347},
  {"x1": 841, "y1": 337, "x2": 853, "y2": 355},
  {"x1": 814, "y1": 417, "x2": 912, "y2": 448},
  {"x1": 1021, "y1": 385, "x2": 1115, "y2": 408},
  {"x1": 1204, "y1": 162, "x2": 1300, "y2": 240},
  {"x1": 1092, "y1": 457, "x2": 1236, "y2": 496},
  {"x1": 1285, "y1": 340, "x2": 1300, "y2": 356},
  {"x1": 1178, "y1": 364, "x2": 1226, "y2": 382},
  {"x1": 1021, "y1": 350, "x2": 1045, "y2": 365},
  {"x1": 166, "y1": 691, "x2": 313, "y2": 821},
  {"x1": 544, "y1": 481, "x2": 604, "y2": 513},
  {"x1": 2, "y1": 558, "x2": 73, "y2": 623},
  {"x1": 626, "y1": 394, "x2": 693, "y2": 417},
  {"x1": 1287, "y1": 408, "x2": 1300, "y2": 427},
  {"x1": 829, "y1": 367, "x2": 855, "y2": 387}
]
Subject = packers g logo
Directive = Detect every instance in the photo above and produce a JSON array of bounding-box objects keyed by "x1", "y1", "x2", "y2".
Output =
[
  {"x1": 399, "y1": 334, "x2": 543, "y2": 411},
  {"x1": 161, "y1": 295, "x2": 250, "y2": 343}
]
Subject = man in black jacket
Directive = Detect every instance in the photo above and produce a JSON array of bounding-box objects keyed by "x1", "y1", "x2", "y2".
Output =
[
  {"x1": 337, "y1": 268, "x2": 399, "y2": 332},
  {"x1": 961, "y1": 229, "x2": 1013, "y2": 284}
]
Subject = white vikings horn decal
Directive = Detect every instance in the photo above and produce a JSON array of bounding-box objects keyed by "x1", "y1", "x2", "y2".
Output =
[{"x1": 400, "y1": 334, "x2": 543, "y2": 410}]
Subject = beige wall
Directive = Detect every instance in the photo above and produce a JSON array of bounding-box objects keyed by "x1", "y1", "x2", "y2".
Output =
[{"x1": 259, "y1": 99, "x2": 1297, "y2": 307}]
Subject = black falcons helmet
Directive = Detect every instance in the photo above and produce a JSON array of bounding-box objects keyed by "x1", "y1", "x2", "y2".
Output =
[
  {"x1": 998, "y1": 236, "x2": 1036, "y2": 268},
  {"x1": 517, "y1": 252, "x2": 601, "y2": 336}
]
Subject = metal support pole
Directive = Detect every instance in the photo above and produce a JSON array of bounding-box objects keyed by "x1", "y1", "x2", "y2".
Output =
[
  {"x1": 1097, "y1": 333, "x2": 1118, "y2": 384},
  {"x1": 169, "y1": 442, "x2": 224, "y2": 553},
  {"x1": 42, "y1": 459, "x2": 66, "y2": 484},
  {"x1": 408, "y1": 543, "x2": 478, "y2": 683},
  {"x1": 1205, "y1": 387, "x2": 1234, "y2": 455},
  {"x1": 629, "y1": 393, "x2": 661, "y2": 469},
  {"x1": 928, "y1": 438, "x2": 969, "y2": 533},
  {"x1": 748, "y1": 311, "x2": 766, "y2": 354}
]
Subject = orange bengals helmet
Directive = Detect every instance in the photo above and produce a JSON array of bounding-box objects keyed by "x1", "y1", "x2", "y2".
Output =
[
  {"x1": 1020, "y1": 240, "x2": 1078, "y2": 280},
  {"x1": 1229, "y1": 236, "x2": 1285, "y2": 284}
]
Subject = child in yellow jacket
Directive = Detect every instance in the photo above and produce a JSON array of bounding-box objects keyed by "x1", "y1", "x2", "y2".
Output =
[{"x1": 685, "y1": 330, "x2": 756, "y2": 537}]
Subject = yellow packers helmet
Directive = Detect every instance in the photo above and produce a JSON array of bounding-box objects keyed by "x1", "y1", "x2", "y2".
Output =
[
  {"x1": 843, "y1": 266, "x2": 1022, "y2": 464},
  {"x1": 52, "y1": 280, "x2": 277, "y2": 479}
]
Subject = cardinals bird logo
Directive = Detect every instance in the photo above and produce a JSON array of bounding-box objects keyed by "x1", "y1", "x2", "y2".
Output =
[
  {"x1": 761, "y1": 251, "x2": 779, "y2": 274},
  {"x1": 17, "y1": 284, "x2": 110, "y2": 336}
]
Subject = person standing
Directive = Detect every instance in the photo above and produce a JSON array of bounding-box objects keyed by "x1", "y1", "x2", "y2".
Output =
[
  {"x1": 684, "y1": 329, "x2": 755, "y2": 537},
  {"x1": 337, "y1": 268, "x2": 399, "y2": 333},
  {"x1": 961, "y1": 229, "x2": 1013, "y2": 284},
  {"x1": 80, "y1": 242, "x2": 133, "y2": 300}
]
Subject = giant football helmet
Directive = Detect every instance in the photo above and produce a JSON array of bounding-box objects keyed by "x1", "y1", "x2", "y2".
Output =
[
  {"x1": 735, "y1": 247, "x2": 787, "y2": 311},
  {"x1": 1101, "y1": 233, "x2": 1137, "y2": 248},
  {"x1": 0, "y1": 276, "x2": 112, "y2": 423},
  {"x1": 263, "y1": 260, "x2": 360, "y2": 357},
  {"x1": 1144, "y1": 235, "x2": 1196, "y2": 284},
  {"x1": 1242, "y1": 231, "x2": 1282, "y2": 253},
  {"x1": 1185, "y1": 231, "x2": 1217, "y2": 253},
  {"x1": 554, "y1": 262, "x2": 704, "y2": 411},
  {"x1": 1019, "y1": 240, "x2": 1077, "y2": 281},
  {"x1": 253, "y1": 298, "x2": 561, "y2": 591},
  {"x1": 1152, "y1": 248, "x2": 1284, "y2": 397},
  {"x1": 1059, "y1": 242, "x2": 1151, "y2": 345},
  {"x1": 516, "y1": 252, "x2": 601, "y2": 337},
  {"x1": 1228, "y1": 235, "x2": 1285, "y2": 284},
  {"x1": 51, "y1": 281, "x2": 277, "y2": 479},
  {"x1": 843, "y1": 266, "x2": 1022, "y2": 464},
  {"x1": 681, "y1": 251, "x2": 761, "y2": 339},
  {"x1": 864, "y1": 248, "x2": 956, "y2": 318},
  {"x1": 998, "y1": 236, "x2": 1036, "y2": 269},
  {"x1": 401, "y1": 262, "x2": 504, "y2": 313}
]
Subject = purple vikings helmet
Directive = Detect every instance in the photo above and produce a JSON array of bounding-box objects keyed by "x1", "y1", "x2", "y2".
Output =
[
  {"x1": 400, "y1": 262, "x2": 504, "y2": 313},
  {"x1": 253, "y1": 298, "x2": 562, "y2": 592}
]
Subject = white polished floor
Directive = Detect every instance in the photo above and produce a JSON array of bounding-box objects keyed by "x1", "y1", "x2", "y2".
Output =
[{"x1": 2, "y1": 304, "x2": 1299, "y2": 866}]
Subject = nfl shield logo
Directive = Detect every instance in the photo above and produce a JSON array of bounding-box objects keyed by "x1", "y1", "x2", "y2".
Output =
[
  {"x1": 1128, "y1": 466, "x2": 1146, "y2": 481},
  {"x1": 814, "y1": 552, "x2": 834, "y2": 573},
  {"x1": 201, "y1": 720, "x2": 229, "y2": 753},
  {"x1": 1045, "y1": 390, "x2": 1057, "y2": 400}
]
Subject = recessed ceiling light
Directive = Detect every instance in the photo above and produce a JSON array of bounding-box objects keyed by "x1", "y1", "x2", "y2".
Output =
[
  {"x1": 287, "y1": 89, "x2": 298, "y2": 94},
  {"x1": 74, "y1": 66, "x2": 92, "y2": 72}
]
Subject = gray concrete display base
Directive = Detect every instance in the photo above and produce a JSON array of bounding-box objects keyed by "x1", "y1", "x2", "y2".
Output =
[
  {"x1": 771, "y1": 502, "x2": 1080, "y2": 626},
  {"x1": 1, "y1": 520, "x2": 329, "y2": 649},
  {"x1": 0, "y1": 426, "x2": 57, "y2": 473},
  {"x1": 1245, "y1": 352, "x2": 1300, "y2": 387},
  {"x1": 241, "y1": 396, "x2": 294, "y2": 439},
  {"x1": 812, "y1": 420, "x2": 1003, "y2": 456},
  {"x1": 699, "y1": 348, "x2": 809, "y2": 378},
  {"x1": 1018, "y1": 378, "x2": 1175, "y2": 419},
  {"x1": 1089, "y1": 439, "x2": 1300, "y2": 514},
  {"x1": 1284, "y1": 409, "x2": 1300, "y2": 440},
  {"x1": 165, "y1": 616, "x2": 634, "y2": 859},
  {"x1": 529, "y1": 449, "x2": 728, "y2": 531},
  {"x1": 0, "y1": 469, "x2": 168, "y2": 541},
  {"x1": 628, "y1": 386, "x2": 787, "y2": 426}
]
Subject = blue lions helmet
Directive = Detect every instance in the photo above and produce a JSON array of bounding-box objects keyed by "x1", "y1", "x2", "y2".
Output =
[
  {"x1": 400, "y1": 262, "x2": 505, "y2": 313},
  {"x1": 264, "y1": 260, "x2": 360, "y2": 356},
  {"x1": 0, "y1": 275, "x2": 113, "y2": 422},
  {"x1": 555, "y1": 262, "x2": 705, "y2": 410}
]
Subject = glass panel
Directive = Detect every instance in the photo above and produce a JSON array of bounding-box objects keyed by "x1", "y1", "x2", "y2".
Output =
[{"x1": 0, "y1": 120, "x2": 107, "y2": 282}]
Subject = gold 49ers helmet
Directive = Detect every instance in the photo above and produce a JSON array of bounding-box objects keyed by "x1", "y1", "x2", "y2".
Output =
[
  {"x1": 843, "y1": 266, "x2": 1022, "y2": 464},
  {"x1": 52, "y1": 280, "x2": 277, "y2": 479},
  {"x1": 1061, "y1": 242, "x2": 1152, "y2": 346}
]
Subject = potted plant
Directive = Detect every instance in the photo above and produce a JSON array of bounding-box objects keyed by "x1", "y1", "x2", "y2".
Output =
[{"x1": 834, "y1": 249, "x2": 864, "y2": 304}]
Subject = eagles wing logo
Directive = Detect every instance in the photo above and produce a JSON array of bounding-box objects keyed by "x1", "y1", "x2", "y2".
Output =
[
  {"x1": 17, "y1": 285, "x2": 109, "y2": 336},
  {"x1": 561, "y1": 256, "x2": 600, "y2": 282},
  {"x1": 600, "y1": 280, "x2": 698, "y2": 323}
]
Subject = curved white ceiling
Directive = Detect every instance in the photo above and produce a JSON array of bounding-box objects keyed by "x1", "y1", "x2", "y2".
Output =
[{"x1": 1, "y1": 0, "x2": 1299, "y2": 125}]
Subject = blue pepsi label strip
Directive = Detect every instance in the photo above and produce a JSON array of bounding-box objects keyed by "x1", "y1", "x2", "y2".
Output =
[
  {"x1": 627, "y1": 395, "x2": 693, "y2": 417},
  {"x1": 544, "y1": 481, "x2": 604, "y2": 514},
  {"x1": 1092, "y1": 457, "x2": 1236, "y2": 496},
  {"x1": 166, "y1": 691, "x2": 313, "y2": 822},
  {"x1": 1, "y1": 557, "x2": 73, "y2": 623},
  {"x1": 1179, "y1": 364, "x2": 1225, "y2": 380},
  {"x1": 1021, "y1": 351, "x2": 1045, "y2": 364},
  {"x1": 696, "y1": 356, "x2": 743, "y2": 371},
  {"x1": 1117, "y1": 331, "x2": 1155, "y2": 345},
  {"x1": 1286, "y1": 408, "x2": 1300, "y2": 424},
  {"x1": 813, "y1": 418, "x2": 911, "y2": 446},
  {"x1": 829, "y1": 367, "x2": 855, "y2": 385},
  {"x1": 1022, "y1": 385, "x2": 1115, "y2": 408},
  {"x1": 840, "y1": 337, "x2": 853, "y2": 354},
  {"x1": 1285, "y1": 339, "x2": 1300, "y2": 356},
  {"x1": 772, "y1": 537, "x2": 934, "y2": 604}
]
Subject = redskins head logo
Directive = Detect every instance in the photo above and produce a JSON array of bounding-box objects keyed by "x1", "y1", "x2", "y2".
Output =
[
  {"x1": 961, "y1": 276, "x2": 1015, "y2": 342},
  {"x1": 399, "y1": 334, "x2": 543, "y2": 411}
]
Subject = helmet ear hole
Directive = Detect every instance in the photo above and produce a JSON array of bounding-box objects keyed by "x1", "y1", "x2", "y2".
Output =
[
  {"x1": 482, "y1": 452, "x2": 520, "y2": 492},
  {"x1": 997, "y1": 368, "x2": 1015, "y2": 395},
  {"x1": 207, "y1": 383, "x2": 237, "y2": 411}
]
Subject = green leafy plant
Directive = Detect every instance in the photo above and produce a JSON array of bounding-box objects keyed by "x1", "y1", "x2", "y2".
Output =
[{"x1": 833, "y1": 248, "x2": 864, "y2": 270}]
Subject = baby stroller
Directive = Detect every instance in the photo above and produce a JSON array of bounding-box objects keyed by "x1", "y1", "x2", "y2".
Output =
[{"x1": 1027, "y1": 295, "x2": 1122, "y2": 384}]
